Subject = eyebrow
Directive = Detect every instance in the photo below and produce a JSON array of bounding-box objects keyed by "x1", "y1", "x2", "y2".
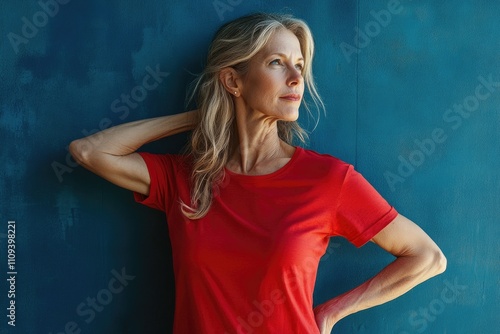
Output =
[{"x1": 268, "y1": 53, "x2": 304, "y2": 62}]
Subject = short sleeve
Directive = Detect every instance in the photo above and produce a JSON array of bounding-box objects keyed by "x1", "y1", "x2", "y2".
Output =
[
  {"x1": 333, "y1": 165, "x2": 398, "y2": 247},
  {"x1": 133, "y1": 152, "x2": 175, "y2": 212}
]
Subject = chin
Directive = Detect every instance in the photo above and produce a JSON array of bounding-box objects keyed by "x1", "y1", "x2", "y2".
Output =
[
  {"x1": 283, "y1": 115, "x2": 299, "y2": 122},
  {"x1": 280, "y1": 109, "x2": 299, "y2": 122}
]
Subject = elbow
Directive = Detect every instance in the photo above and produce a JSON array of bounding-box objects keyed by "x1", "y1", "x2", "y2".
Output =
[
  {"x1": 69, "y1": 138, "x2": 93, "y2": 166},
  {"x1": 426, "y1": 247, "x2": 447, "y2": 277},
  {"x1": 436, "y1": 249, "x2": 447, "y2": 275},
  {"x1": 405, "y1": 244, "x2": 447, "y2": 280}
]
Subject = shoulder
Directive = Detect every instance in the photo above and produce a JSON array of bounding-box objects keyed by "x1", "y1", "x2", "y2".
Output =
[
  {"x1": 296, "y1": 147, "x2": 352, "y2": 175},
  {"x1": 137, "y1": 152, "x2": 193, "y2": 174}
]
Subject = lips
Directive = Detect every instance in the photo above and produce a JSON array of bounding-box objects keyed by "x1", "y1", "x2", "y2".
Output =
[{"x1": 280, "y1": 94, "x2": 301, "y2": 101}]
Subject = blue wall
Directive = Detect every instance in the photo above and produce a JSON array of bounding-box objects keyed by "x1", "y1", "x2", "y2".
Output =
[{"x1": 1, "y1": 1, "x2": 498, "y2": 333}]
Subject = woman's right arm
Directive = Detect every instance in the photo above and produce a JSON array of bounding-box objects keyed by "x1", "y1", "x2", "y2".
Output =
[{"x1": 69, "y1": 110, "x2": 198, "y2": 196}]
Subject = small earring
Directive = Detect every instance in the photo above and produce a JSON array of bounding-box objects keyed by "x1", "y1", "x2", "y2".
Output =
[{"x1": 234, "y1": 91, "x2": 238, "y2": 95}]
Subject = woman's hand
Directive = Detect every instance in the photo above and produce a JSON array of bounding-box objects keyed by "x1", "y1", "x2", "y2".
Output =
[{"x1": 313, "y1": 301, "x2": 340, "y2": 334}]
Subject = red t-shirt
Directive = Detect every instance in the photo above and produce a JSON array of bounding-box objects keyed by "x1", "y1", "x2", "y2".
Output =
[{"x1": 133, "y1": 146, "x2": 398, "y2": 334}]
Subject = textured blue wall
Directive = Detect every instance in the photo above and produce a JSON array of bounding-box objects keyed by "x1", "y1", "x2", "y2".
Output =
[{"x1": 1, "y1": 1, "x2": 498, "y2": 333}]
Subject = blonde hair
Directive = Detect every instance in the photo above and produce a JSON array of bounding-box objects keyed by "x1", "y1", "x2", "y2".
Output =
[{"x1": 181, "y1": 13, "x2": 324, "y2": 219}]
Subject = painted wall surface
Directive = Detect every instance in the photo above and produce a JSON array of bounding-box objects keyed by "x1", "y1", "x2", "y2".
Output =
[{"x1": 1, "y1": 1, "x2": 498, "y2": 333}]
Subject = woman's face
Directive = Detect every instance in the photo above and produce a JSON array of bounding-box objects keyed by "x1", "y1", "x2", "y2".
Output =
[{"x1": 238, "y1": 29, "x2": 305, "y2": 122}]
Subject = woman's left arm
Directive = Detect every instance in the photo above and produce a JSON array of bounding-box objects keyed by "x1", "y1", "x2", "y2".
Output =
[{"x1": 314, "y1": 214, "x2": 447, "y2": 333}]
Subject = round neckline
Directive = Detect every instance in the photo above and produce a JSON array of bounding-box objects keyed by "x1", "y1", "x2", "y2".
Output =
[{"x1": 224, "y1": 146, "x2": 302, "y2": 182}]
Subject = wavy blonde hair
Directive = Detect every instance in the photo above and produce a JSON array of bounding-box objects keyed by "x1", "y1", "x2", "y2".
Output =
[{"x1": 182, "y1": 13, "x2": 324, "y2": 219}]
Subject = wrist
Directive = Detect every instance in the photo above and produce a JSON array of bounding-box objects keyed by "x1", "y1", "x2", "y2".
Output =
[{"x1": 315, "y1": 295, "x2": 353, "y2": 325}]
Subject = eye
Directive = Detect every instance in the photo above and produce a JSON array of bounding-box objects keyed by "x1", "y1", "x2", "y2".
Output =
[
  {"x1": 295, "y1": 63, "x2": 304, "y2": 71},
  {"x1": 269, "y1": 59, "x2": 282, "y2": 66}
]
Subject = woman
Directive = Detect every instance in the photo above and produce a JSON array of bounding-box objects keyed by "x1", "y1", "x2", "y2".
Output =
[{"x1": 70, "y1": 13, "x2": 446, "y2": 334}]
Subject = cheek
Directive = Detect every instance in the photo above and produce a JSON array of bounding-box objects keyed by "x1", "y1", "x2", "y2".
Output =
[{"x1": 246, "y1": 73, "x2": 280, "y2": 101}]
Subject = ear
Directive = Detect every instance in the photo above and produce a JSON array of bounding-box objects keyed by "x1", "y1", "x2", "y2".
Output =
[{"x1": 219, "y1": 67, "x2": 242, "y2": 97}]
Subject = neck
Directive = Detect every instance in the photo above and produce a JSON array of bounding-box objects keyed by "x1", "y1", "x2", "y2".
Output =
[{"x1": 227, "y1": 104, "x2": 295, "y2": 175}]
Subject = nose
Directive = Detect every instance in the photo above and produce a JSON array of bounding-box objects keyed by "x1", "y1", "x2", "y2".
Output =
[{"x1": 287, "y1": 66, "x2": 303, "y2": 87}]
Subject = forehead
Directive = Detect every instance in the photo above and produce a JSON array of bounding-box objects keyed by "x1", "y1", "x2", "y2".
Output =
[{"x1": 260, "y1": 29, "x2": 303, "y2": 58}]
